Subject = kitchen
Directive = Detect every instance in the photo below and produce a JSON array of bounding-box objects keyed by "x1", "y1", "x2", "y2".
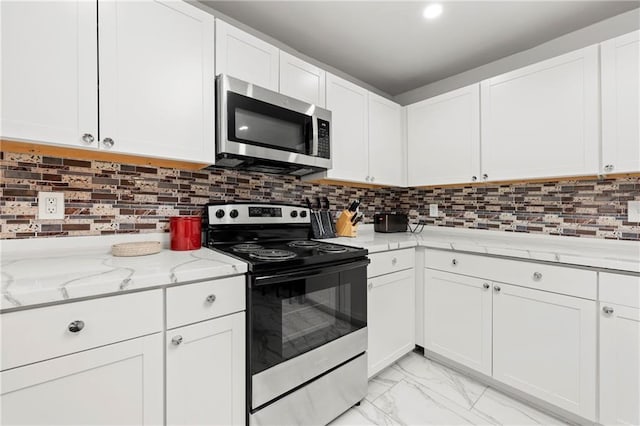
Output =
[{"x1": 1, "y1": 1, "x2": 639, "y2": 425}]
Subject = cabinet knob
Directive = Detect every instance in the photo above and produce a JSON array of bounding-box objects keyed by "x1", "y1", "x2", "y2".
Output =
[
  {"x1": 391, "y1": 257, "x2": 397, "y2": 266},
  {"x1": 370, "y1": 176, "x2": 375, "y2": 182},
  {"x1": 494, "y1": 285, "x2": 501, "y2": 293},
  {"x1": 482, "y1": 174, "x2": 489, "y2": 181},
  {"x1": 81, "y1": 133, "x2": 95, "y2": 144},
  {"x1": 483, "y1": 283, "x2": 490, "y2": 290},
  {"x1": 602, "y1": 306, "x2": 614, "y2": 315},
  {"x1": 604, "y1": 164, "x2": 614, "y2": 173},
  {"x1": 451, "y1": 259, "x2": 458, "y2": 266},
  {"x1": 68, "y1": 320, "x2": 85, "y2": 333},
  {"x1": 533, "y1": 272, "x2": 542, "y2": 281},
  {"x1": 171, "y1": 335, "x2": 183, "y2": 346},
  {"x1": 206, "y1": 294, "x2": 216, "y2": 304},
  {"x1": 365, "y1": 176, "x2": 370, "y2": 182},
  {"x1": 368, "y1": 282, "x2": 373, "y2": 291},
  {"x1": 102, "y1": 137, "x2": 115, "y2": 148},
  {"x1": 472, "y1": 176, "x2": 477, "y2": 182}
]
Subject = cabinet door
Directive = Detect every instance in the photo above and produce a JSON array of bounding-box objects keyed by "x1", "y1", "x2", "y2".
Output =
[
  {"x1": 493, "y1": 283, "x2": 596, "y2": 420},
  {"x1": 1, "y1": 1, "x2": 98, "y2": 148},
  {"x1": 368, "y1": 269, "x2": 415, "y2": 378},
  {"x1": 216, "y1": 19, "x2": 279, "y2": 91},
  {"x1": 368, "y1": 93, "x2": 404, "y2": 186},
  {"x1": 326, "y1": 73, "x2": 369, "y2": 182},
  {"x1": 99, "y1": 0, "x2": 215, "y2": 162},
  {"x1": 279, "y1": 51, "x2": 326, "y2": 107},
  {"x1": 407, "y1": 84, "x2": 480, "y2": 186},
  {"x1": 1, "y1": 333, "x2": 163, "y2": 425},
  {"x1": 424, "y1": 269, "x2": 492, "y2": 375},
  {"x1": 481, "y1": 46, "x2": 599, "y2": 181},
  {"x1": 601, "y1": 30, "x2": 640, "y2": 174},
  {"x1": 600, "y1": 303, "x2": 640, "y2": 425},
  {"x1": 166, "y1": 312, "x2": 245, "y2": 426}
]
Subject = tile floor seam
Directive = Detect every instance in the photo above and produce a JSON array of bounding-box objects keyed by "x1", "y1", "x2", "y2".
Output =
[{"x1": 470, "y1": 386, "x2": 490, "y2": 410}]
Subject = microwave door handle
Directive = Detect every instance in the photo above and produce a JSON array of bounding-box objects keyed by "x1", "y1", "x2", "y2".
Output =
[{"x1": 311, "y1": 116, "x2": 319, "y2": 156}]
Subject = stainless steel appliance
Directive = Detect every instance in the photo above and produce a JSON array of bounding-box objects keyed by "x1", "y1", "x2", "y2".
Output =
[
  {"x1": 215, "y1": 75, "x2": 332, "y2": 176},
  {"x1": 204, "y1": 202, "x2": 368, "y2": 426}
]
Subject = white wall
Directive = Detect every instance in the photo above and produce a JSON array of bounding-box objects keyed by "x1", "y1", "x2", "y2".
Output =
[{"x1": 394, "y1": 9, "x2": 640, "y2": 106}]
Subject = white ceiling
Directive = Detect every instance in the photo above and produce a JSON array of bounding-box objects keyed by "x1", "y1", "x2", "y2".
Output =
[{"x1": 203, "y1": 1, "x2": 639, "y2": 95}]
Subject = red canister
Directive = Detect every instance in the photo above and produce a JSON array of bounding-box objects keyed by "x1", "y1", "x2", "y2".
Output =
[{"x1": 170, "y1": 216, "x2": 202, "y2": 251}]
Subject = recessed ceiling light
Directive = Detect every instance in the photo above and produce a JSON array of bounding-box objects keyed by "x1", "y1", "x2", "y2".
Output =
[{"x1": 423, "y1": 3, "x2": 443, "y2": 19}]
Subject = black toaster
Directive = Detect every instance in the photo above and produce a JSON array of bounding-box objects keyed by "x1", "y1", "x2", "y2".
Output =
[{"x1": 374, "y1": 213, "x2": 408, "y2": 233}]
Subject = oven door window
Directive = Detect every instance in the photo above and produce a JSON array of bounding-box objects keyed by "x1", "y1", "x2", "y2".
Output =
[
  {"x1": 227, "y1": 92, "x2": 313, "y2": 154},
  {"x1": 250, "y1": 265, "x2": 366, "y2": 375}
]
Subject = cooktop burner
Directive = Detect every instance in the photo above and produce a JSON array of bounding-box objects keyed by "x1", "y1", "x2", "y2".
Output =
[
  {"x1": 232, "y1": 243, "x2": 263, "y2": 253},
  {"x1": 318, "y1": 245, "x2": 349, "y2": 253},
  {"x1": 287, "y1": 240, "x2": 321, "y2": 248},
  {"x1": 249, "y1": 249, "x2": 297, "y2": 261}
]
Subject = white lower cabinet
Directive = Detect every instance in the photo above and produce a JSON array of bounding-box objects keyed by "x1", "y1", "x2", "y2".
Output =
[
  {"x1": 492, "y1": 283, "x2": 596, "y2": 420},
  {"x1": 424, "y1": 269, "x2": 492, "y2": 375},
  {"x1": 424, "y1": 251, "x2": 598, "y2": 421},
  {"x1": 368, "y1": 268, "x2": 415, "y2": 377},
  {"x1": 1, "y1": 333, "x2": 163, "y2": 425},
  {"x1": 166, "y1": 312, "x2": 245, "y2": 426}
]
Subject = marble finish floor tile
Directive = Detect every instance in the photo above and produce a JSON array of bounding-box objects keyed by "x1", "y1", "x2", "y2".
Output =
[
  {"x1": 392, "y1": 352, "x2": 488, "y2": 409},
  {"x1": 471, "y1": 388, "x2": 567, "y2": 425},
  {"x1": 330, "y1": 352, "x2": 570, "y2": 426}
]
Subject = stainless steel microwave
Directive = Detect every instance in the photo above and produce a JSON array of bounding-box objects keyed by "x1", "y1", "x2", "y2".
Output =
[{"x1": 214, "y1": 74, "x2": 332, "y2": 176}]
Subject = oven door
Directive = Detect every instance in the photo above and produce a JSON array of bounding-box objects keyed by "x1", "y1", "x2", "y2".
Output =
[{"x1": 249, "y1": 259, "x2": 368, "y2": 409}]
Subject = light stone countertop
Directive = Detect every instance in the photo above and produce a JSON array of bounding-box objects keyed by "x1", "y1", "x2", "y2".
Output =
[
  {"x1": 2, "y1": 226, "x2": 638, "y2": 312},
  {"x1": 0, "y1": 233, "x2": 247, "y2": 311},
  {"x1": 323, "y1": 225, "x2": 640, "y2": 273}
]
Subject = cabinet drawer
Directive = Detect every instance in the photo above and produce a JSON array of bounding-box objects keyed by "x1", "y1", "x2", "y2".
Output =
[
  {"x1": 424, "y1": 249, "x2": 596, "y2": 299},
  {"x1": 368, "y1": 248, "x2": 415, "y2": 278},
  {"x1": 166, "y1": 276, "x2": 245, "y2": 329},
  {"x1": 600, "y1": 273, "x2": 640, "y2": 308},
  {"x1": 1, "y1": 290, "x2": 162, "y2": 371}
]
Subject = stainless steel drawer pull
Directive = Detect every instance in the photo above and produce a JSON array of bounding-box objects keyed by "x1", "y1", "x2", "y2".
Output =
[
  {"x1": 368, "y1": 282, "x2": 373, "y2": 291},
  {"x1": 533, "y1": 272, "x2": 542, "y2": 281},
  {"x1": 391, "y1": 257, "x2": 397, "y2": 266},
  {"x1": 206, "y1": 294, "x2": 217, "y2": 304},
  {"x1": 68, "y1": 320, "x2": 85, "y2": 333},
  {"x1": 451, "y1": 259, "x2": 458, "y2": 266},
  {"x1": 171, "y1": 335, "x2": 183, "y2": 346},
  {"x1": 602, "y1": 306, "x2": 614, "y2": 315},
  {"x1": 494, "y1": 285, "x2": 501, "y2": 293},
  {"x1": 483, "y1": 283, "x2": 490, "y2": 289}
]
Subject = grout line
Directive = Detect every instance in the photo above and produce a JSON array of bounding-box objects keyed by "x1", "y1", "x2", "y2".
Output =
[{"x1": 469, "y1": 386, "x2": 489, "y2": 410}]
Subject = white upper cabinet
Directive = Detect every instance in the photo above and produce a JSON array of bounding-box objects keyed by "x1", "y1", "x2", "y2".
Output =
[
  {"x1": 216, "y1": 20, "x2": 279, "y2": 91},
  {"x1": 99, "y1": 1, "x2": 215, "y2": 163},
  {"x1": 407, "y1": 84, "x2": 480, "y2": 186},
  {"x1": 601, "y1": 30, "x2": 640, "y2": 174},
  {"x1": 279, "y1": 51, "x2": 326, "y2": 107},
  {"x1": 326, "y1": 73, "x2": 369, "y2": 182},
  {"x1": 368, "y1": 93, "x2": 404, "y2": 186},
  {"x1": 1, "y1": 1, "x2": 98, "y2": 148},
  {"x1": 481, "y1": 46, "x2": 599, "y2": 181}
]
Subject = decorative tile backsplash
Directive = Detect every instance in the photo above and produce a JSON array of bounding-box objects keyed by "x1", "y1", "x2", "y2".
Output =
[{"x1": 1, "y1": 150, "x2": 638, "y2": 240}]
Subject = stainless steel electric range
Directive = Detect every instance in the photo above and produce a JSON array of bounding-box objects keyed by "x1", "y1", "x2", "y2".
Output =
[{"x1": 204, "y1": 202, "x2": 369, "y2": 426}]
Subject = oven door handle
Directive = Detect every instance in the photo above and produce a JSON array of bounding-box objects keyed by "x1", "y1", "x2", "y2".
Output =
[{"x1": 253, "y1": 259, "x2": 370, "y2": 287}]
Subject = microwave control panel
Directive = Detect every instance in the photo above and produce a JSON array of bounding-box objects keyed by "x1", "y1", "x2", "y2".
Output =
[{"x1": 317, "y1": 119, "x2": 330, "y2": 159}]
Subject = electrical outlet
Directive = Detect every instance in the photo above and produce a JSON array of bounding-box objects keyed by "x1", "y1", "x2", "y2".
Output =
[
  {"x1": 628, "y1": 201, "x2": 640, "y2": 222},
  {"x1": 38, "y1": 192, "x2": 64, "y2": 219},
  {"x1": 429, "y1": 204, "x2": 439, "y2": 217}
]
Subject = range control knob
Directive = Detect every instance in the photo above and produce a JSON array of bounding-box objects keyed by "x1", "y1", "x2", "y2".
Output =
[
  {"x1": 300, "y1": 210, "x2": 307, "y2": 218},
  {"x1": 290, "y1": 210, "x2": 298, "y2": 218},
  {"x1": 215, "y1": 209, "x2": 225, "y2": 219},
  {"x1": 229, "y1": 209, "x2": 239, "y2": 219}
]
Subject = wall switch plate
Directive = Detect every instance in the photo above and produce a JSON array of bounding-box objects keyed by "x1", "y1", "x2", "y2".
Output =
[
  {"x1": 38, "y1": 192, "x2": 65, "y2": 219},
  {"x1": 429, "y1": 204, "x2": 439, "y2": 217},
  {"x1": 628, "y1": 201, "x2": 640, "y2": 222}
]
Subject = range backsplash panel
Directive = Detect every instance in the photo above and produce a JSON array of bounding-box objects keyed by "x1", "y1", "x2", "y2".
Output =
[{"x1": 1, "y1": 151, "x2": 638, "y2": 240}]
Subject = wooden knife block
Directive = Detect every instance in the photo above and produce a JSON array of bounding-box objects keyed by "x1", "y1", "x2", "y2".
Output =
[{"x1": 336, "y1": 210, "x2": 358, "y2": 237}]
